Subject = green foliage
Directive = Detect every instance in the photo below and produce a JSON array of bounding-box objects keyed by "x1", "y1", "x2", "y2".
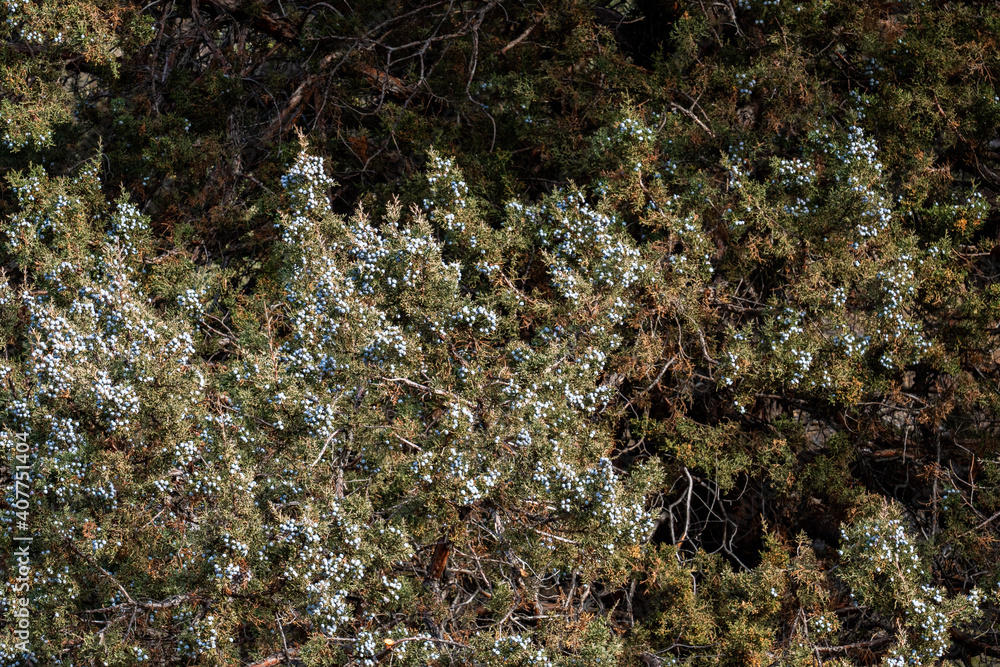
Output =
[
  {"x1": 839, "y1": 499, "x2": 983, "y2": 666},
  {"x1": 4, "y1": 0, "x2": 1000, "y2": 664}
]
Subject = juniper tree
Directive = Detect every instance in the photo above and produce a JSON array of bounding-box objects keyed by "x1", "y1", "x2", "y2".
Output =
[{"x1": 4, "y1": 0, "x2": 1000, "y2": 665}]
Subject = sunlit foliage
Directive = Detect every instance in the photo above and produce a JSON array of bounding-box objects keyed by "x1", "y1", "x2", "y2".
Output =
[{"x1": 3, "y1": 0, "x2": 1000, "y2": 665}]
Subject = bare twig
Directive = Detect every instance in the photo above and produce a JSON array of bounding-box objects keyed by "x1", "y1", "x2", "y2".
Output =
[
  {"x1": 498, "y1": 14, "x2": 543, "y2": 56},
  {"x1": 669, "y1": 102, "x2": 715, "y2": 137}
]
